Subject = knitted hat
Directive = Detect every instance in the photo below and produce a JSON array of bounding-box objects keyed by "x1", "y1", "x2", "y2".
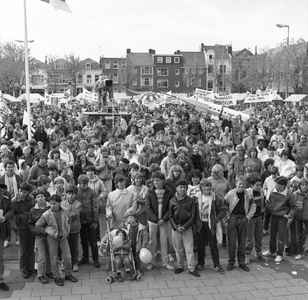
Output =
[
  {"x1": 124, "y1": 208, "x2": 138, "y2": 220},
  {"x1": 275, "y1": 176, "x2": 288, "y2": 187}
]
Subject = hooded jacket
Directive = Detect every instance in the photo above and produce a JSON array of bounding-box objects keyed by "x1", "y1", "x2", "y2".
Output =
[{"x1": 145, "y1": 184, "x2": 174, "y2": 223}]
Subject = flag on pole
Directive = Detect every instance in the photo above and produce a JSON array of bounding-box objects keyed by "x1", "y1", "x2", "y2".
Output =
[
  {"x1": 0, "y1": 91, "x2": 12, "y2": 115},
  {"x1": 41, "y1": 0, "x2": 72, "y2": 13},
  {"x1": 62, "y1": 89, "x2": 70, "y2": 100}
]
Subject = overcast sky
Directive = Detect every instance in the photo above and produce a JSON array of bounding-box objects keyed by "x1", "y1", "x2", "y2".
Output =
[{"x1": 1, "y1": 0, "x2": 308, "y2": 62}]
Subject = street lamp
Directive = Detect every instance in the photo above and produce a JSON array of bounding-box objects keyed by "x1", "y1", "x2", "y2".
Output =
[{"x1": 276, "y1": 23, "x2": 290, "y2": 98}]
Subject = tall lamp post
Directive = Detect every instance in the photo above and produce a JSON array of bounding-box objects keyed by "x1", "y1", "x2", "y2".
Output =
[{"x1": 276, "y1": 23, "x2": 290, "y2": 98}]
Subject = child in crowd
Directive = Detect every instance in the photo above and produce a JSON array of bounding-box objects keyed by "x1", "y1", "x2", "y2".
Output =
[
  {"x1": 244, "y1": 166, "x2": 253, "y2": 188},
  {"x1": 291, "y1": 165, "x2": 305, "y2": 185},
  {"x1": 18, "y1": 160, "x2": 30, "y2": 181},
  {"x1": 187, "y1": 169, "x2": 202, "y2": 197},
  {"x1": 52, "y1": 177, "x2": 67, "y2": 201},
  {"x1": 11, "y1": 182, "x2": 36, "y2": 278},
  {"x1": 125, "y1": 209, "x2": 148, "y2": 276},
  {"x1": 28, "y1": 189, "x2": 52, "y2": 284},
  {"x1": 113, "y1": 229, "x2": 131, "y2": 282},
  {"x1": 36, "y1": 194, "x2": 78, "y2": 286},
  {"x1": 245, "y1": 176, "x2": 268, "y2": 264},
  {"x1": 36, "y1": 175, "x2": 51, "y2": 201},
  {"x1": 61, "y1": 185, "x2": 82, "y2": 272}
]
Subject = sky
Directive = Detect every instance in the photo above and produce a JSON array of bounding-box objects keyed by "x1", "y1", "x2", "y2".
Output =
[{"x1": 1, "y1": 0, "x2": 308, "y2": 62}]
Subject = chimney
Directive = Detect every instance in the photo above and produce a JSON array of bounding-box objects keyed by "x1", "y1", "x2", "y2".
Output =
[
  {"x1": 149, "y1": 49, "x2": 152, "y2": 54},
  {"x1": 201, "y1": 43, "x2": 204, "y2": 52},
  {"x1": 45, "y1": 56, "x2": 48, "y2": 64},
  {"x1": 126, "y1": 48, "x2": 131, "y2": 54},
  {"x1": 152, "y1": 50, "x2": 155, "y2": 54},
  {"x1": 227, "y1": 46, "x2": 232, "y2": 56},
  {"x1": 255, "y1": 46, "x2": 257, "y2": 55}
]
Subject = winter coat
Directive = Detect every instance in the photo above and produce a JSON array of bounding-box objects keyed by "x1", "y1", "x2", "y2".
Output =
[
  {"x1": 36, "y1": 206, "x2": 70, "y2": 239},
  {"x1": 61, "y1": 199, "x2": 82, "y2": 233},
  {"x1": 75, "y1": 187, "x2": 99, "y2": 224},
  {"x1": 28, "y1": 164, "x2": 49, "y2": 186},
  {"x1": 11, "y1": 194, "x2": 35, "y2": 230},
  {"x1": 145, "y1": 185, "x2": 174, "y2": 224},
  {"x1": 95, "y1": 156, "x2": 116, "y2": 181},
  {"x1": 126, "y1": 223, "x2": 149, "y2": 252},
  {"x1": 0, "y1": 189, "x2": 14, "y2": 239},
  {"x1": 88, "y1": 175, "x2": 107, "y2": 208},
  {"x1": 28, "y1": 202, "x2": 50, "y2": 237}
]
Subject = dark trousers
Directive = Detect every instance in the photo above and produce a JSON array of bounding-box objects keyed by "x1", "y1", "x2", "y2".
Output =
[
  {"x1": 131, "y1": 244, "x2": 141, "y2": 271},
  {"x1": 269, "y1": 215, "x2": 287, "y2": 256},
  {"x1": 68, "y1": 232, "x2": 79, "y2": 266},
  {"x1": 263, "y1": 210, "x2": 271, "y2": 231},
  {"x1": 80, "y1": 224, "x2": 98, "y2": 261},
  {"x1": 295, "y1": 218, "x2": 308, "y2": 255},
  {"x1": 227, "y1": 214, "x2": 247, "y2": 265},
  {"x1": 18, "y1": 228, "x2": 35, "y2": 273},
  {"x1": 197, "y1": 222, "x2": 220, "y2": 267}
]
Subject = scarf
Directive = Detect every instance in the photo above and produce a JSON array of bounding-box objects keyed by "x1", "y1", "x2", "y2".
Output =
[{"x1": 5, "y1": 174, "x2": 18, "y2": 198}]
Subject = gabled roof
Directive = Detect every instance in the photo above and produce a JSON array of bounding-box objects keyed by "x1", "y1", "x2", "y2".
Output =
[
  {"x1": 127, "y1": 53, "x2": 153, "y2": 66},
  {"x1": 180, "y1": 52, "x2": 206, "y2": 68},
  {"x1": 80, "y1": 58, "x2": 100, "y2": 69},
  {"x1": 233, "y1": 48, "x2": 253, "y2": 57},
  {"x1": 203, "y1": 45, "x2": 230, "y2": 59}
]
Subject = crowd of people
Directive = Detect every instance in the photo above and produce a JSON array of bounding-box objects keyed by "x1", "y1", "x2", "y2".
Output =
[{"x1": 0, "y1": 98, "x2": 307, "y2": 291}]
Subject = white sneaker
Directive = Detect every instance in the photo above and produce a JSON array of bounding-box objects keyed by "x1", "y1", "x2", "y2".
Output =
[
  {"x1": 168, "y1": 254, "x2": 175, "y2": 263},
  {"x1": 295, "y1": 254, "x2": 303, "y2": 260},
  {"x1": 163, "y1": 263, "x2": 174, "y2": 270},
  {"x1": 73, "y1": 264, "x2": 79, "y2": 272},
  {"x1": 16, "y1": 241, "x2": 19, "y2": 246},
  {"x1": 4, "y1": 241, "x2": 10, "y2": 248},
  {"x1": 263, "y1": 251, "x2": 276, "y2": 257},
  {"x1": 275, "y1": 255, "x2": 283, "y2": 262},
  {"x1": 146, "y1": 263, "x2": 155, "y2": 271}
]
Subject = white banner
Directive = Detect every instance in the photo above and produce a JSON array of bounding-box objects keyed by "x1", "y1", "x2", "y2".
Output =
[
  {"x1": 195, "y1": 88, "x2": 214, "y2": 100},
  {"x1": 213, "y1": 94, "x2": 237, "y2": 106},
  {"x1": 244, "y1": 94, "x2": 273, "y2": 103}
]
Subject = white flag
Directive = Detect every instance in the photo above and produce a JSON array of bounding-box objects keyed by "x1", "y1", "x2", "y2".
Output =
[
  {"x1": 62, "y1": 89, "x2": 70, "y2": 100},
  {"x1": 41, "y1": 0, "x2": 72, "y2": 13}
]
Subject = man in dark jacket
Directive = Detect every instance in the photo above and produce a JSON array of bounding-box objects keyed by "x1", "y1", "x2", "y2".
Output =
[
  {"x1": 75, "y1": 175, "x2": 100, "y2": 268},
  {"x1": 27, "y1": 152, "x2": 49, "y2": 187},
  {"x1": 0, "y1": 184, "x2": 14, "y2": 291},
  {"x1": 145, "y1": 171, "x2": 174, "y2": 271}
]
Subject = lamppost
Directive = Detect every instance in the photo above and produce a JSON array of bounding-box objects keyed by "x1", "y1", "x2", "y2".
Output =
[{"x1": 276, "y1": 23, "x2": 290, "y2": 98}]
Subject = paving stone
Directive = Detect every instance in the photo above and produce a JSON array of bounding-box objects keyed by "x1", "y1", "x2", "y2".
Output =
[
  {"x1": 72, "y1": 286, "x2": 92, "y2": 294},
  {"x1": 161, "y1": 288, "x2": 181, "y2": 297},
  {"x1": 173, "y1": 296, "x2": 194, "y2": 300},
  {"x1": 0, "y1": 291, "x2": 13, "y2": 300},
  {"x1": 111, "y1": 283, "x2": 130, "y2": 292},
  {"x1": 286, "y1": 295, "x2": 308, "y2": 300},
  {"x1": 220, "y1": 277, "x2": 240, "y2": 285},
  {"x1": 252, "y1": 280, "x2": 275, "y2": 289},
  {"x1": 183, "y1": 279, "x2": 204, "y2": 287},
  {"x1": 212, "y1": 293, "x2": 235, "y2": 300},
  {"x1": 287, "y1": 286, "x2": 308, "y2": 294},
  {"x1": 121, "y1": 290, "x2": 142, "y2": 299},
  {"x1": 81, "y1": 294, "x2": 102, "y2": 300},
  {"x1": 271, "y1": 272, "x2": 293, "y2": 279},
  {"x1": 202, "y1": 278, "x2": 223, "y2": 286},
  {"x1": 253, "y1": 273, "x2": 275, "y2": 281},
  {"x1": 11, "y1": 289, "x2": 32, "y2": 297},
  {"x1": 287, "y1": 278, "x2": 308, "y2": 285},
  {"x1": 101, "y1": 292, "x2": 122, "y2": 300},
  {"x1": 18, "y1": 297, "x2": 40, "y2": 300},
  {"x1": 91, "y1": 285, "x2": 111, "y2": 293},
  {"x1": 198, "y1": 286, "x2": 220, "y2": 294},
  {"x1": 250, "y1": 289, "x2": 273, "y2": 298},
  {"x1": 140, "y1": 281, "x2": 165, "y2": 289},
  {"x1": 80, "y1": 278, "x2": 101, "y2": 286},
  {"x1": 231, "y1": 291, "x2": 254, "y2": 299},
  {"x1": 141, "y1": 289, "x2": 161, "y2": 298},
  {"x1": 23, "y1": 282, "x2": 44, "y2": 289},
  {"x1": 179, "y1": 287, "x2": 200, "y2": 295},
  {"x1": 51, "y1": 287, "x2": 72, "y2": 295},
  {"x1": 233, "y1": 282, "x2": 255, "y2": 291},
  {"x1": 89, "y1": 271, "x2": 107, "y2": 278},
  {"x1": 216, "y1": 284, "x2": 238, "y2": 293},
  {"x1": 40, "y1": 296, "x2": 61, "y2": 300},
  {"x1": 61, "y1": 295, "x2": 82, "y2": 300},
  {"x1": 193, "y1": 295, "x2": 214, "y2": 300},
  {"x1": 268, "y1": 287, "x2": 292, "y2": 296},
  {"x1": 31, "y1": 288, "x2": 52, "y2": 296},
  {"x1": 166, "y1": 280, "x2": 186, "y2": 288},
  {"x1": 237, "y1": 275, "x2": 257, "y2": 283}
]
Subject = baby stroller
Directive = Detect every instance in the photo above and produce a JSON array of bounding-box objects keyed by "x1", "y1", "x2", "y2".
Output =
[{"x1": 105, "y1": 220, "x2": 142, "y2": 283}]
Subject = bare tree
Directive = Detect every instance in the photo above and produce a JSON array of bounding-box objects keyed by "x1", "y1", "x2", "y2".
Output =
[
  {"x1": 182, "y1": 60, "x2": 206, "y2": 96},
  {"x1": 120, "y1": 56, "x2": 138, "y2": 92},
  {"x1": 64, "y1": 52, "x2": 83, "y2": 96}
]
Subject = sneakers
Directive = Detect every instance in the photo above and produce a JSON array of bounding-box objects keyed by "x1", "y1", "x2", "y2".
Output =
[
  {"x1": 146, "y1": 263, "x2": 155, "y2": 271},
  {"x1": 189, "y1": 270, "x2": 200, "y2": 277},
  {"x1": 226, "y1": 263, "x2": 234, "y2": 271},
  {"x1": 263, "y1": 251, "x2": 276, "y2": 257},
  {"x1": 245, "y1": 254, "x2": 250, "y2": 265},
  {"x1": 54, "y1": 277, "x2": 64, "y2": 286},
  {"x1": 174, "y1": 267, "x2": 184, "y2": 274},
  {"x1": 21, "y1": 271, "x2": 29, "y2": 279},
  {"x1": 239, "y1": 263, "x2": 250, "y2": 272},
  {"x1": 163, "y1": 263, "x2": 174, "y2": 270},
  {"x1": 78, "y1": 257, "x2": 89, "y2": 265},
  {"x1": 263, "y1": 229, "x2": 268, "y2": 236},
  {"x1": 73, "y1": 264, "x2": 79, "y2": 272},
  {"x1": 295, "y1": 254, "x2": 303, "y2": 260},
  {"x1": 214, "y1": 265, "x2": 225, "y2": 274},
  {"x1": 194, "y1": 264, "x2": 205, "y2": 271},
  {"x1": 28, "y1": 270, "x2": 37, "y2": 276},
  {"x1": 65, "y1": 274, "x2": 78, "y2": 282},
  {"x1": 38, "y1": 276, "x2": 49, "y2": 284},
  {"x1": 275, "y1": 255, "x2": 283, "y2": 263},
  {"x1": 168, "y1": 254, "x2": 175, "y2": 263},
  {"x1": 46, "y1": 273, "x2": 54, "y2": 280},
  {"x1": 256, "y1": 253, "x2": 268, "y2": 262},
  {"x1": 93, "y1": 260, "x2": 100, "y2": 268},
  {"x1": 4, "y1": 241, "x2": 10, "y2": 248},
  {"x1": 0, "y1": 282, "x2": 9, "y2": 291}
]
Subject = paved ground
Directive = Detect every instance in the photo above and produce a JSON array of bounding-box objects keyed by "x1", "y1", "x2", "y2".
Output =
[{"x1": 2, "y1": 247, "x2": 308, "y2": 300}]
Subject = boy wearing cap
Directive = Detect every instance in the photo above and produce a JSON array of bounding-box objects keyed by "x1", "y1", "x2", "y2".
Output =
[
  {"x1": 263, "y1": 176, "x2": 297, "y2": 262},
  {"x1": 36, "y1": 195, "x2": 78, "y2": 286},
  {"x1": 61, "y1": 185, "x2": 82, "y2": 272},
  {"x1": 75, "y1": 175, "x2": 100, "y2": 268}
]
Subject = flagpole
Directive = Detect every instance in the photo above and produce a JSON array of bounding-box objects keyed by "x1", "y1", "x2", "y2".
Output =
[{"x1": 23, "y1": 0, "x2": 32, "y2": 139}]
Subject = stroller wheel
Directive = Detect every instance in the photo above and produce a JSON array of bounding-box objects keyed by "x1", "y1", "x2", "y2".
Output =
[
  {"x1": 136, "y1": 274, "x2": 142, "y2": 281},
  {"x1": 106, "y1": 276, "x2": 114, "y2": 284}
]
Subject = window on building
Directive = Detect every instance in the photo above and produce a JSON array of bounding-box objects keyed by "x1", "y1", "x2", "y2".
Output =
[
  {"x1": 87, "y1": 75, "x2": 92, "y2": 84},
  {"x1": 113, "y1": 73, "x2": 118, "y2": 83},
  {"x1": 157, "y1": 57, "x2": 163, "y2": 63},
  {"x1": 94, "y1": 75, "x2": 99, "y2": 82},
  {"x1": 208, "y1": 81, "x2": 213, "y2": 90},
  {"x1": 174, "y1": 81, "x2": 180, "y2": 88},
  {"x1": 174, "y1": 57, "x2": 180, "y2": 63},
  {"x1": 85, "y1": 63, "x2": 91, "y2": 69},
  {"x1": 209, "y1": 55, "x2": 213, "y2": 60},
  {"x1": 132, "y1": 80, "x2": 137, "y2": 86},
  {"x1": 197, "y1": 78, "x2": 202, "y2": 87},
  {"x1": 219, "y1": 65, "x2": 226, "y2": 74},
  {"x1": 166, "y1": 57, "x2": 171, "y2": 63},
  {"x1": 78, "y1": 75, "x2": 82, "y2": 84},
  {"x1": 141, "y1": 66, "x2": 153, "y2": 75},
  {"x1": 175, "y1": 69, "x2": 180, "y2": 75},
  {"x1": 157, "y1": 68, "x2": 168, "y2": 76},
  {"x1": 105, "y1": 61, "x2": 110, "y2": 69},
  {"x1": 113, "y1": 61, "x2": 118, "y2": 69},
  {"x1": 157, "y1": 80, "x2": 168, "y2": 88},
  {"x1": 208, "y1": 65, "x2": 213, "y2": 73},
  {"x1": 121, "y1": 61, "x2": 126, "y2": 69},
  {"x1": 219, "y1": 81, "x2": 226, "y2": 91},
  {"x1": 142, "y1": 78, "x2": 153, "y2": 86},
  {"x1": 198, "y1": 69, "x2": 203, "y2": 74}
]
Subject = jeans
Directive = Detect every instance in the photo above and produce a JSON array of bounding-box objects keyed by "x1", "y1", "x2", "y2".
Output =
[
  {"x1": 227, "y1": 214, "x2": 247, "y2": 265},
  {"x1": 295, "y1": 218, "x2": 308, "y2": 255},
  {"x1": 172, "y1": 227, "x2": 195, "y2": 271},
  {"x1": 80, "y1": 224, "x2": 98, "y2": 261},
  {"x1": 245, "y1": 215, "x2": 263, "y2": 255},
  {"x1": 18, "y1": 228, "x2": 35, "y2": 273},
  {"x1": 0, "y1": 236, "x2": 4, "y2": 284},
  {"x1": 47, "y1": 236, "x2": 72, "y2": 278},
  {"x1": 67, "y1": 232, "x2": 79, "y2": 266},
  {"x1": 148, "y1": 221, "x2": 168, "y2": 266},
  {"x1": 36, "y1": 237, "x2": 51, "y2": 277},
  {"x1": 197, "y1": 222, "x2": 220, "y2": 267},
  {"x1": 269, "y1": 215, "x2": 288, "y2": 256}
]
